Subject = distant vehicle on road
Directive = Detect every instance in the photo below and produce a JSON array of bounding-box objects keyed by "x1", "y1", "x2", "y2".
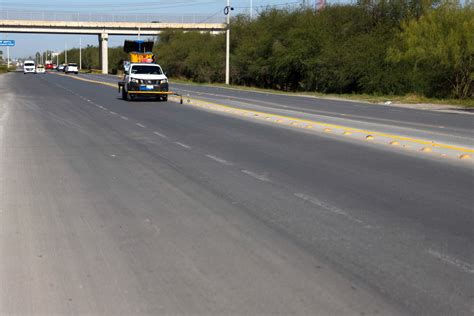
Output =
[
  {"x1": 35, "y1": 64, "x2": 45, "y2": 74},
  {"x1": 23, "y1": 60, "x2": 36, "y2": 74},
  {"x1": 57, "y1": 64, "x2": 66, "y2": 72},
  {"x1": 45, "y1": 63, "x2": 55, "y2": 70},
  {"x1": 65, "y1": 63, "x2": 79, "y2": 74}
]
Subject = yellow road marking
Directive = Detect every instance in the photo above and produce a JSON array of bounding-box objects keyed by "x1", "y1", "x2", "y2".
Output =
[
  {"x1": 53, "y1": 73, "x2": 474, "y2": 154},
  {"x1": 55, "y1": 72, "x2": 117, "y2": 88},
  {"x1": 185, "y1": 96, "x2": 474, "y2": 153}
]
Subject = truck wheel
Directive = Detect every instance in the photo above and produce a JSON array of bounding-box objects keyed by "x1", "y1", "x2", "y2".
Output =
[
  {"x1": 122, "y1": 89, "x2": 127, "y2": 100},
  {"x1": 162, "y1": 95, "x2": 168, "y2": 102},
  {"x1": 126, "y1": 93, "x2": 135, "y2": 101}
]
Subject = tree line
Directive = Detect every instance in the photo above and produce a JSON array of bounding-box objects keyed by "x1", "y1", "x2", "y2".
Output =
[
  {"x1": 156, "y1": 0, "x2": 473, "y2": 99},
  {"x1": 60, "y1": 0, "x2": 473, "y2": 99}
]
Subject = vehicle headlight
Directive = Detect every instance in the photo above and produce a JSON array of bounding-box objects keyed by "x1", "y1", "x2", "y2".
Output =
[
  {"x1": 131, "y1": 78, "x2": 139, "y2": 83},
  {"x1": 161, "y1": 79, "x2": 168, "y2": 84}
]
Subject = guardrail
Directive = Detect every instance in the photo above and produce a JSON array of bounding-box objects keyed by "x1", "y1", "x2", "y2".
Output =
[{"x1": 0, "y1": 10, "x2": 225, "y2": 24}]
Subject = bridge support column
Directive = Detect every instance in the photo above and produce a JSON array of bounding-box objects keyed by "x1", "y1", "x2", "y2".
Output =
[{"x1": 98, "y1": 32, "x2": 108, "y2": 74}]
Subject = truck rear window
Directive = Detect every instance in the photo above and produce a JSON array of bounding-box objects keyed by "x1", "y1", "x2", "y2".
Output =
[{"x1": 131, "y1": 66, "x2": 162, "y2": 75}]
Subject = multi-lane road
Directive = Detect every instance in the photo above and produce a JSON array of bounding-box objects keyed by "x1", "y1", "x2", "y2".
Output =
[{"x1": 1, "y1": 72, "x2": 473, "y2": 315}]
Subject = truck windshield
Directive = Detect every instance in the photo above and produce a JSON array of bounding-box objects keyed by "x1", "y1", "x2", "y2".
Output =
[
  {"x1": 131, "y1": 65, "x2": 162, "y2": 75},
  {"x1": 25, "y1": 63, "x2": 34, "y2": 66}
]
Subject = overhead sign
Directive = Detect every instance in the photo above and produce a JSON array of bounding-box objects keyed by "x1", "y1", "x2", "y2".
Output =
[{"x1": 0, "y1": 40, "x2": 15, "y2": 46}]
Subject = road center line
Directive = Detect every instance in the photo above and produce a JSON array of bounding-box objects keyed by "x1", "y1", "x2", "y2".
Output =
[
  {"x1": 136, "y1": 123, "x2": 146, "y2": 128},
  {"x1": 175, "y1": 142, "x2": 191, "y2": 149},
  {"x1": 294, "y1": 193, "x2": 364, "y2": 224},
  {"x1": 427, "y1": 249, "x2": 474, "y2": 275},
  {"x1": 205, "y1": 154, "x2": 233, "y2": 165},
  {"x1": 121, "y1": 116, "x2": 129, "y2": 120},
  {"x1": 241, "y1": 170, "x2": 270, "y2": 182},
  {"x1": 109, "y1": 111, "x2": 118, "y2": 115}
]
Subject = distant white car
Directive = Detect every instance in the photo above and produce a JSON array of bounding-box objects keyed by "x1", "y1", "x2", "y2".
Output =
[
  {"x1": 35, "y1": 64, "x2": 45, "y2": 74},
  {"x1": 65, "y1": 63, "x2": 79, "y2": 74},
  {"x1": 23, "y1": 60, "x2": 36, "y2": 74}
]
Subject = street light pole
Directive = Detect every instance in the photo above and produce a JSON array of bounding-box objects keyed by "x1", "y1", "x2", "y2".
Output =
[
  {"x1": 250, "y1": 0, "x2": 253, "y2": 19},
  {"x1": 79, "y1": 36, "x2": 82, "y2": 70},
  {"x1": 225, "y1": 0, "x2": 231, "y2": 85},
  {"x1": 65, "y1": 43, "x2": 68, "y2": 64}
]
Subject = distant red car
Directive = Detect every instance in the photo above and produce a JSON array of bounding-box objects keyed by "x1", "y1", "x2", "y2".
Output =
[{"x1": 45, "y1": 63, "x2": 54, "y2": 70}]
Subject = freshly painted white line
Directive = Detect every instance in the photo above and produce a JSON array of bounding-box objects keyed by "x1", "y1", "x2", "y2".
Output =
[
  {"x1": 136, "y1": 123, "x2": 146, "y2": 128},
  {"x1": 175, "y1": 142, "x2": 191, "y2": 149},
  {"x1": 241, "y1": 170, "x2": 269, "y2": 182},
  {"x1": 121, "y1": 116, "x2": 129, "y2": 120},
  {"x1": 427, "y1": 249, "x2": 474, "y2": 274},
  {"x1": 153, "y1": 131, "x2": 168, "y2": 138},
  {"x1": 294, "y1": 193, "x2": 364, "y2": 224},
  {"x1": 205, "y1": 154, "x2": 233, "y2": 165}
]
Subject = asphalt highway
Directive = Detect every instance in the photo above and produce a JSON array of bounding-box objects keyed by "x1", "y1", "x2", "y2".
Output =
[{"x1": 1, "y1": 72, "x2": 473, "y2": 315}]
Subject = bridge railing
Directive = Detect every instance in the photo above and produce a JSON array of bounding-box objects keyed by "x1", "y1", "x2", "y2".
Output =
[{"x1": 0, "y1": 10, "x2": 225, "y2": 24}]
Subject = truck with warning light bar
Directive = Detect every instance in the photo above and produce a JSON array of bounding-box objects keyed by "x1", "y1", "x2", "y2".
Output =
[{"x1": 118, "y1": 40, "x2": 173, "y2": 102}]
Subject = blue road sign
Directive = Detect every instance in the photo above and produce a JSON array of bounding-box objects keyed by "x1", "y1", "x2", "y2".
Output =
[{"x1": 0, "y1": 40, "x2": 15, "y2": 46}]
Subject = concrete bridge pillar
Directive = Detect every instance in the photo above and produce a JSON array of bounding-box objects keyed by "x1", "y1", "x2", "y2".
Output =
[{"x1": 98, "y1": 32, "x2": 108, "y2": 74}]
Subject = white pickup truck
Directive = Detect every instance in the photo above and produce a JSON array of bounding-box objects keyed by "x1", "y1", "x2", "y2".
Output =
[{"x1": 119, "y1": 63, "x2": 169, "y2": 101}]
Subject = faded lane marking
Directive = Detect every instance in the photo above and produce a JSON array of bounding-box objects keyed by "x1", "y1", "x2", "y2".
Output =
[
  {"x1": 294, "y1": 193, "x2": 364, "y2": 224},
  {"x1": 136, "y1": 123, "x2": 146, "y2": 128},
  {"x1": 205, "y1": 154, "x2": 233, "y2": 166},
  {"x1": 153, "y1": 131, "x2": 168, "y2": 138},
  {"x1": 427, "y1": 249, "x2": 474, "y2": 275},
  {"x1": 241, "y1": 170, "x2": 270, "y2": 182},
  {"x1": 175, "y1": 142, "x2": 191, "y2": 149},
  {"x1": 121, "y1": 116, "x2": 129, "y2": 120}
]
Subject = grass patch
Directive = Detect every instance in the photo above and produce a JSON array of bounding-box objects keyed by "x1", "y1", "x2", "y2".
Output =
[
  {"x1": 0, "y1": 65, "x2": 9, "y2": 74},
  {"x1": 170, "y1": 78, "x2": 474, "y2": 108}
]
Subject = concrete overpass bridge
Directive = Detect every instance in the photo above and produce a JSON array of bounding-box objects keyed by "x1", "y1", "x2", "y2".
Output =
[{"x1": 0, "y1": 16, "x2": 227, "y2": 74}]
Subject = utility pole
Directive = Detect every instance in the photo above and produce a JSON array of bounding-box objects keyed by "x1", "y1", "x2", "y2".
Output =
[
  {"x1": 225, "y1": 0, "x2": 232, "y2": 85},
  {"x1": 250, "y1": 0, "x2": 253, "y2": 19},
  {"x1": 65, "y1": 42, "x2": 68, "y2": 64},
  {"x1": 79, "y1": 36, "x2": 82, "y2": 70},
  {"x1": 6, "y1": 34, "x2": 10, "y2": 69}
]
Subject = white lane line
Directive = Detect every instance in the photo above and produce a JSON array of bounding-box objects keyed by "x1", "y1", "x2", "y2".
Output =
[
  {"x1": 427, "y1": 249, "x2": 474, "y2": 275},
  {"x1": 153, "y1": 131, "x2": 168, "y2": 138},
  {"x1": 241, "y1": 170, "x2": 270, "y2": 182},
  {"x1": 175, "y1": 142, "x2": 191, "y2": 149},
  {"x1": 136, "y1": 123, "x2": 146, "y2": 128},
  {"x1": 121, "y1": 116, "x2": 129, "y2": 120},
  {"x1": 109, "y1": 111, "x2": 118, "y2": 115},
  {"x1": 205, "y1": 154, "x2": 233, "y2": 165},
  {"x1": 294, "y1": 193, "x2": 364, "y2": 224}
]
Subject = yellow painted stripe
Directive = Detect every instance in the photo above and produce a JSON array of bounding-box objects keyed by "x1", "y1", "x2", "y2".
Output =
[
  {"x1": 55, "y1": 73, "x2": 117, "y2": 88},
  {"x1": 127, "y1": 91, "x2": 173, "y2": 95},
  {"x1": 54, "y1": 73, "x2": 474, "y2": 154},
  {"x1": 183, "y1": 96, "x2": 474, "y2": 153}
]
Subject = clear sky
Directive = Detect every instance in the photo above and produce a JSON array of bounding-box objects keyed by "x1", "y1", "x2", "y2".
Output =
[{"x1": 0, "y1": 0, "x2": 317, "y2": 59}]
